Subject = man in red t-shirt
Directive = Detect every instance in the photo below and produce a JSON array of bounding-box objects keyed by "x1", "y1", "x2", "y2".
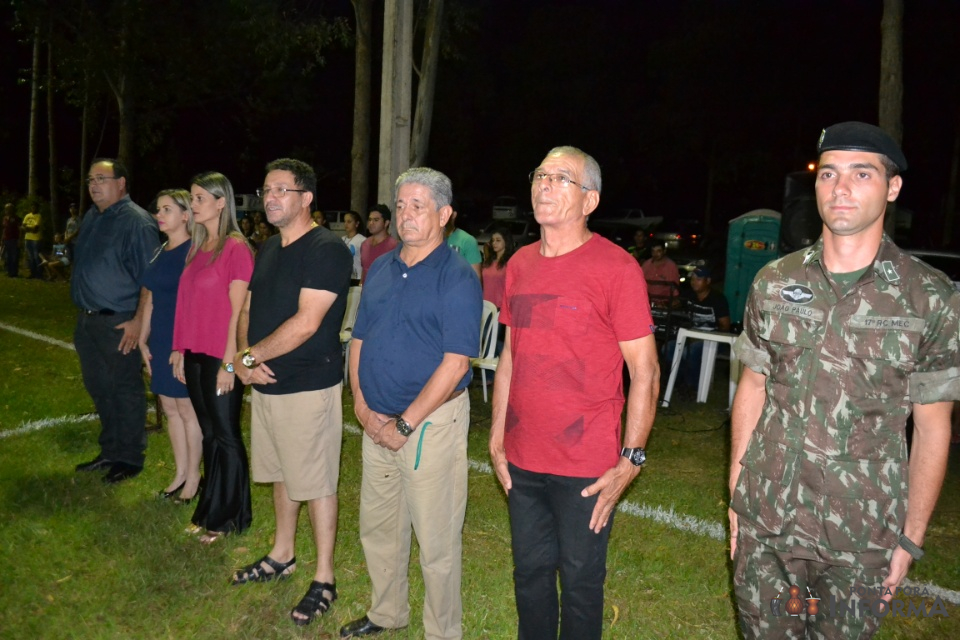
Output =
[
  {"x1": 489, "y1": 146, "x2": 659, "y2": 640},
  {"x1": 359, "y1": 203, "x2": 398, "y2": 284}
]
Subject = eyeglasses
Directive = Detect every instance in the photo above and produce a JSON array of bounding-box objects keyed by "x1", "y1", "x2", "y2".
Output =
[
  {"x1": 85, "y1": 176, "x2": 120, "y2": 185},
  {"x1": 528, "y1": 171, "x2": 593, "y2": 191},
  {"x1": 256, "y1": 187, "x2": 307, "y2": 198}
]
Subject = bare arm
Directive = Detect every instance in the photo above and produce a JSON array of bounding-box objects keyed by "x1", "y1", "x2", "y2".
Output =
[
  {"x1": 234, "y1": 288, "x2": 338, "y2": 386},
  {"x1": 116, "y1": 287, "x2": 149, "y2": 355},
  {"x1": 471, "y1": 262, "x2": 482, "y2": 280},
  {"x1": 489, "y1": 327, "x2": 514, "y2": 492},
  {"x1": 582, "y1": 334, "x2": 659, "y2": 533},
  {"x1": 214, "y1": 279, "x2": 248, "y2": 394},
  {"x1": 138, "y1": 288, "x2": 154, "y2": 375},
  {"x1": 728, "y1": 366, "x2": 767, "y2": 559},
  {"x1": 717, "y1": 315, "x2": 732, "y2": 332},
  {"x1": 376, "y1": 352, "x2": 471, "y2": 452},
  {"x1": 349, "y1": 337, "x2": 393, "y2": 440},
  {"x1": 881, "y1": 400, "x2": 953, "y2": 602}
]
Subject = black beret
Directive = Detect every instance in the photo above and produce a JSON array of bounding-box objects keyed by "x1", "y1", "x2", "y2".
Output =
[{"x1": 817, "y1": 121, "x2": 907, "y2": 172}]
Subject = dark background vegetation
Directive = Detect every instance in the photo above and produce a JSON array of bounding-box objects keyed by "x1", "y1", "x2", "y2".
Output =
[{"x1": 1, "y1": 0, "x2": 958, "y2": 245}]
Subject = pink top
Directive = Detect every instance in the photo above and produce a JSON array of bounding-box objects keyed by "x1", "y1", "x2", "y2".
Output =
[
  {"x1": 172, "y1": 237, "x2": 254, "y2": 359},
  {"x1": 482, "y1": 262, "x2": 506, "y2": 308},
  {"x1": 360, "y1": 235, "x2": 398, "y2": 282}
]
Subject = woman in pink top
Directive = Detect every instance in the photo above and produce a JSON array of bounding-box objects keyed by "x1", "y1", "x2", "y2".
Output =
[
  {"x1": 171, "y1": 171, "x2": 254, "y2": 545},
  {"x1": 481, "y1": 226, "x2": 515, "y2": 309}
]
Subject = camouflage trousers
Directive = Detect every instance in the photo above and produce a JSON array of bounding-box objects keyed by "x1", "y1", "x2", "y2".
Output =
[{"x1": 733, "y1": 533, "x2": 889, "y2": 639}]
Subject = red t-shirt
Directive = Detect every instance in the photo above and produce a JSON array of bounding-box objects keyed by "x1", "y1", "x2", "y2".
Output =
[
  {"x1": 172, "y1": 237, "x2": 254, "y2": 359},
  {"x1": 501, "y1": 234, "x2": 654, "y2": 477},
  {"x1": 360, "y1": 235, "x2": 398, "y2": 283}
]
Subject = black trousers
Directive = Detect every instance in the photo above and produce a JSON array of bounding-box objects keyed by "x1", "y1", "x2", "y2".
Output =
[
  {"x1": 4, "y1": 240, "x2": 19, "y2": 276},
  {"x1": 183, "y1": 351, "x2": 251, "y2": 535},
  {"x1": 508, "y1": 464, "x2": 613, "y2": 640},
  {"x1": 74, "y1": 311, "x2": 147, "y2": 467}
]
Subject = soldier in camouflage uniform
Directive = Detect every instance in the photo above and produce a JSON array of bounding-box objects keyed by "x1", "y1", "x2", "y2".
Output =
[{"x1": 728, "y1": 122, "x2": 960, "y2": 639}]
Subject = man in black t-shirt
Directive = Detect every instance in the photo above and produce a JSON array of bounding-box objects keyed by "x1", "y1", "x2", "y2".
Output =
[{"x1": 231, "y1": 158, "x2": 352, "y2": 627}]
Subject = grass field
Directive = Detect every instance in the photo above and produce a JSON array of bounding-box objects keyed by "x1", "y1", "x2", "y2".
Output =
[{"x1": 1, "y1": 275, "x2": 958, "y2": 639}]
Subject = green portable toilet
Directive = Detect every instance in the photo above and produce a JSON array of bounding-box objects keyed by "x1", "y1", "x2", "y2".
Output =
[{"x1": 724, "y1": 209, "x2": 781, "y2": 327}]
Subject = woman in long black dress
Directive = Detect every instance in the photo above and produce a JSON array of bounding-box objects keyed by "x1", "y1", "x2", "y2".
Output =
[{"x1": 138, "y1": 189, "x2": 202, "y2": 502}]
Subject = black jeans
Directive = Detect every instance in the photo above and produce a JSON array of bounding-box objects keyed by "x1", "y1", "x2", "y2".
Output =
[
  {"x1": 183, "y1": 351, "x2": 251, "y2": 535},
  {"x1": 508, "y1": 464, "x2": 613, "y2": 640},
  {"x1": 74, "y1": 311, "x2": 147, "y2": 467}
]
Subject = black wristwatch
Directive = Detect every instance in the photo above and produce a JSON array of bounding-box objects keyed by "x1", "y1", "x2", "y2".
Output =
[
  {"x1": 621, "y1": 447, "x2": 646, "y2": 467},
  {"x1": 394, "y1": 415, "x2": 414, "y2": 437}
]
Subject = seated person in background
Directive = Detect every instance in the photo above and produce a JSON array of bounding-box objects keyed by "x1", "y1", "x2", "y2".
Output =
[
  {"x1": 40, "y1": 233, "x2": 70, "y2": 281},
  {"x1": 642, "y1": 243, "x2": 680, "y2": 306},
  {"x1": 664, "y1": 266, "x2": 731, "y2": 388}
]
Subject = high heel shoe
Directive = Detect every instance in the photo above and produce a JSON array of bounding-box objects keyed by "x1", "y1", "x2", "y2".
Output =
[
  {"x1": 174, "y1": 477, "x2": 203, "y2": 505},
  {"x1": 158, "y1": 481, "x2": 186, "y2": 500}
]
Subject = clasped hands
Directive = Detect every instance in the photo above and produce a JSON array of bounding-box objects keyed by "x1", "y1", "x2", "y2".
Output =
[{"x1": 357, "y1": 404, "x2": 408, "y2": 451}]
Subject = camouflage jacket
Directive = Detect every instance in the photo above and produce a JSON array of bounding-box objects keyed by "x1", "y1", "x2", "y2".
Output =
[{"x1": 732, "y1": 236, "x2": 960, "y2": 567}]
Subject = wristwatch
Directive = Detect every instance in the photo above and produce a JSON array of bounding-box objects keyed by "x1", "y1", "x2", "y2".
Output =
[
  {"x1": 621, "y1": 447, "x2": 647, "y2": 467},
  {"x1": 394, "y1": 414, "x2": 414, "y2": 437},
  {"x1": 221, "y1": 361, "x2": 235, "y2": 373},
  {"x1": 240, "y1": 348, "x2": 258, "y2": 369}
]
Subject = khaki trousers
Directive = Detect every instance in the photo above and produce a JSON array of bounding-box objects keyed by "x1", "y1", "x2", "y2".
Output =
[{"x1": 359, "y1": 392, "x2": 469, "y2": 640}]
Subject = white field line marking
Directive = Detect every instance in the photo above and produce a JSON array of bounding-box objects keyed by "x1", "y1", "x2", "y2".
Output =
[
  {"x1": 0, "y1": 321, "x2": 75, "y2": 351},
  {"x1": 5, "y1": 324, "x2": 959, "y2": 606}
]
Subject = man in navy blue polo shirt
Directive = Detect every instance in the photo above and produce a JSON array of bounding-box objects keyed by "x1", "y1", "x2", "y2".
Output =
[{"x1": 340, "y1": 167, "x2": 482, "y2": 640}]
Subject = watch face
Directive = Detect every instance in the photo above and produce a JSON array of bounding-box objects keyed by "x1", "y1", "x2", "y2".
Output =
[
  {"x1": 224, "y1": 363, "x2": 234, "y2": 373},
  {"x1": 623, "y1": 447, "x2": 646, "y2": 466},
  {"x1": 242, "y1": 354, "x2": 256, "y2": 368}
]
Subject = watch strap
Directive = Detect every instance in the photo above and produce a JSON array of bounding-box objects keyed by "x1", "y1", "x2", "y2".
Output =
[{"x1": 898, "y1": 533, "x2": 924, "y2": 561}]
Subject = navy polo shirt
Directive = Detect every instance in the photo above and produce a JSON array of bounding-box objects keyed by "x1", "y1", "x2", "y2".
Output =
[
  {"x1": 353, "y1": 241, "x2": 482, "y2": 415},
  {"x1": 71, "y1": 196, "x2": 159, "y2": 313}
]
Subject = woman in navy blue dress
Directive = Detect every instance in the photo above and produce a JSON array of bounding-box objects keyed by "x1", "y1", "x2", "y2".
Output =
[{"x1": 139, "y1": 189, "x2": 203, "y2": 502}]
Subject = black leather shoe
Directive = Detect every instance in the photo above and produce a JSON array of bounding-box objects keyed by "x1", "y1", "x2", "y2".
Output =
[
  {"x1": 76, "y1": 456, "x2": 112, "y2": 472},
  {"x1": 102, "y1": 463, "x2": 142, "y2": 484},
  {"x1": 340, "y1": 616, "x2": 388, "y2": 638}
]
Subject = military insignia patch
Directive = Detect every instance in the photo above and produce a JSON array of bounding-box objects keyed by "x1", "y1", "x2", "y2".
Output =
[{"x1": 780, "y1": 284, "x2": 814, "y2": 304}]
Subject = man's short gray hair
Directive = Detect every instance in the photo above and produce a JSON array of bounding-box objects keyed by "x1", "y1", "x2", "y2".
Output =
[
  {"x1": 544, "y1": 146, "x2": 602, "y2": 194},
  {"x1": 394, "y1": 167, "x2": 453, "y2": 210}
]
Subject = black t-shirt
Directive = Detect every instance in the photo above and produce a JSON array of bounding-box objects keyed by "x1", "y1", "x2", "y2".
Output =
[
  {"x1": 248, "y1": 226, "x2": 352, "y2": 394},
  {"x1": 682, "y1": 289, "x2": 730, "y2": 331}
]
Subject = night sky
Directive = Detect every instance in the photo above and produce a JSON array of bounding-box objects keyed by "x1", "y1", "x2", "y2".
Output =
[{"x1": 1, "y1": 0, "x2": 958, "y2": 246}]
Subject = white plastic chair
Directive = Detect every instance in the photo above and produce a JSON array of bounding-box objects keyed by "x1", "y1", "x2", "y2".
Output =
[
  {"x1": 340, "y1": 285, "x2": 362, "y2": 382},
  {"x1": 471, "y1": 300, "x2": 500, "y2": 402}
]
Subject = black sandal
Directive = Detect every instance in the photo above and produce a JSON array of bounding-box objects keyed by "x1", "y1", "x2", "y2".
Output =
[
  {"x1": 231, "y1": 555, "x2": 296, "y2": 585},
  {"x1": 290, "y1": 580, "x2": 337, "y2": 626}
]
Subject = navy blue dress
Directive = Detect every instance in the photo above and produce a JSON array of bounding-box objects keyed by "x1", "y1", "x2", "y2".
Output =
[{"x1": 141, "y1": 240, "x2": 191, "y2": 398}]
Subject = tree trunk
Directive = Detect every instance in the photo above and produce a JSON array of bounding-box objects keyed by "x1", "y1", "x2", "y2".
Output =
[
  {"x1": 79, "y1": 70, "x2": 90, "y2": 213},
  {"x1": 28, "y1": 26, "x2": 41, "y2": 198},
  {"x1": 409, "y1": 0, "x2": 443, "y2": 167},
  {"x1": 879, "y1": 0, "x2": 903, "y2": 238},
  {"x1": 377, "y1": 0, "x2": 414, "y2": 206},
  {"x1": 350, "y1": 0, "x2": 374, "y2": 215},
  {"x1": 47, "y1": 35, "x2": 60, "y2": 233}
]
